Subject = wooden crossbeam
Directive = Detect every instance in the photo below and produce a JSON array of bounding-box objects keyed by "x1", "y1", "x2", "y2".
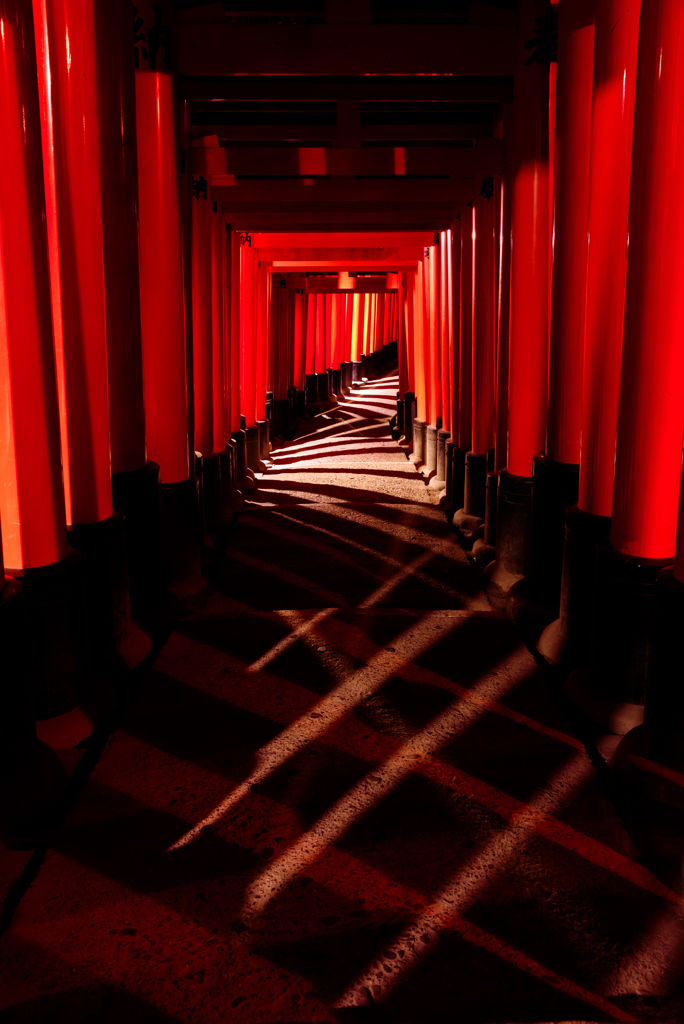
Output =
[
  {"x1": 193, "y1": 143, "x2": 503, "y2": 178},
  {"x1": 212, "y1": 177, "x2": 475, "y2": 203},
  {"x1": 178, "y1": 24, "x2": 518, "y2": 76},
  {"x1": 190, "y1": 123, "x2": 492, "y2": 142},
  {"x1": 178, "y1": 76, "x2": 514, "y2": 103}
]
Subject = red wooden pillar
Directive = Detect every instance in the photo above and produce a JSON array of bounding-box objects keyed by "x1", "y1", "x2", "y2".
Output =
[
  {"x1": 34, "y1": 0, "x2": 112, "y2": 528},
  {"x1": 460, "y1": 184, "x2": 496, "y2": 526},
  {"x1": 497, "y1": 0, "x2": 550, "y2": 582},
  {"x1": 456, "y1": 204, "x2": 473, "y2": 495},
  {"x1": 532, "y1": 0, "x2": 595, "y2": 600},
  {"x1": 447, "y1": 216, "x2": 463, "y2": 512},
  {"x1": 409, "y1": 266, "x2": 428, "y2": 467},
  {"x1": 134, "y1": 5, "x2": 199, "y2": 589},
  {"x1": 191, "y1": 183, "x2": 213, "y2": 460},
  {"x1": 567, "y1": 0, "x2": 684, "y2": 732},
  {"x1": 294, "y1": 289, "x2": 306, "y2": 390}
]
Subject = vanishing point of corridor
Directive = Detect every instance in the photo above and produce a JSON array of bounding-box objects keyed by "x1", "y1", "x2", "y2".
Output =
[{"x1": 1, "y1": 380, "x2": 681, "y2": 1024}]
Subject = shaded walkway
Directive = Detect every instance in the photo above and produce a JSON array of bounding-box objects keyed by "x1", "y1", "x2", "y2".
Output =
[{"x1": 1, "y1": 378, "x2": 683, "y2": 1023}]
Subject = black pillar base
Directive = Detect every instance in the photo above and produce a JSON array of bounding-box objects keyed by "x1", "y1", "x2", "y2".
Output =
[
  {"x1": 447, "y1": 446, "x2": 467, "y2": 516},
  {"x1": 488, "y1": 469, "x2": 533, "y2": 588},
  {"x1": 295, "y1": 389, "x2": 307, "y2": 419},
  {"x1": 423, "y1": 424, "x2": 438, "y2": 480},
  {"x1": 432, "y1": 429, "x2": 450, "y2": 490},
  {"x1": 464, "y1": 451, "x2": 487, "y2": 520},
  {"x1": 201, "y1": 453, "x2": 222, "y2": 522},
  {"x1": 410, "y1": 418, "x2": 426, "y2": 466},
  {"x1": 305, "y1": 374, "x2": 318, "y2": 406},
  {"x1": 160, "y1": 476, "x2": 202, "y2": 595},
  {"x1": 316, "y1": 371, "x2": 330, "y2": 403},
  {"x1": 111, "y1": 461, "x2": 162, "y2": 616},
  {"x1": 402, "y1": 391, "x2": 415, "y2": 444},
  {"x1": 340, "y1": 362, "x2": 352, "y2": 392},
  {"x1": 245, "y1": 426, "x2": 261, "y2": 472},
  {"x1": 565, "y1": 539, "x2": 674, "y2": 734},
  {"x1": 351, "y1": 360, "x2": 362, "y2": 383},
  {"x1": 68, "y1": 512, "x2": 151, "y2": 675},
  {"x1": 332, "y1": 368, "x2": 342, "y2": 398},
  {"x1": 6, "y1": 550, "x2": 115, "y2": 745},
  {"x1": 538, "y1": 504, "x2": 611, "y2": 667},
  {"x1": 530, "y1": 453, "x2": 579, "y2": 602},
  {"x1": 257, "y1": 419, "x2": 271, "y2": 464},
  {"x1": 0, "y1": 578, "x2": 69, "y2": 840},
  {"x1": 642, "y1": 568, "x2": 684, "y2": 771}
]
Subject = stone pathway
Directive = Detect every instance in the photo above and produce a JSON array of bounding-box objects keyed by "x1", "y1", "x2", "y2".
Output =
[{"x1": 1, "y1": 376, "x2": 682, "y2": 1023}]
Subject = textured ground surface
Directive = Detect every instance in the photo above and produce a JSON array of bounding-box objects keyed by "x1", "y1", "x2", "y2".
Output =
[{"x1": 1, "y1": 377, "x2": 684, "y2": 1023}]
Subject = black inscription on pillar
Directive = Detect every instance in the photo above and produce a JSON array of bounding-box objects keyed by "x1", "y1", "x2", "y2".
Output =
[
  {"x1": 523, "y1": 7, "x2": 558, "y2": 70},
  {"x1": 212, "y1": 201, "x2": 218, "y2": 212},
  {"x1": 280, "y1": 277, "x2": 287, "y2": 289},
  {"x1": 192, "y1": 176, "x2": 208, "y2": 200},
  {"x1": 479, "y1": 176, "x2": 494, "y2": 201},
  {"x1": 133, "y1": 4, "x2": 171, "y2": 71},
  {"x1": 239, "y1": 232, "x2": 252, "y2": 247},
  {"x1": 424, "y1": 248, "x2": 430, "y2": 258},
  {"x1": 433, "y1": 232, "x2": 440, "y2": 245}
]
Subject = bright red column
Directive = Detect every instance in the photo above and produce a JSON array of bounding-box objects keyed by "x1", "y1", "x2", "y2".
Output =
[
  {"x1": 471, "y1": 189, "x2": 496, "y2": 456},
  {"x1": 294, "y1": 290, "x2": 306, "y2": 388},
  {"x1": 305, "y1": 293, "x2": 316, "y2": 374},
  {"x1": 211, "y1": 203, "x2": 226, "y2": 454},
  {"x1": 135, "y1": 72, "x2": 188, "y2": 484},
  {"x1": 96, "y1": 0, "x2": 146, "y2": 476},
  {"x1": 495, "y1": 161, "x2": 512, "y2": 472},
  {"x1": 546, "y1": 0, "x2": 595, "y2": 465},
  {"x1": 239, "y1": 239, "x2": 257, "y2": 427},
  {"x1": 229, "y1": 229, "x2": 241, "y2": 435},
  {"x1": 0, "y1": 0, "x2": 67, "y2": 571},
  {"x1": 440, "y1": 231, "x2": 451, "y2": 434},
  {"x1": 191, "y1": 184, "x2": 213, "y2": 457},
  {"x1": 450, "y1": 217, "x2": 462, "y2": 441},
  {"x1": 610, "y1": 0, "x2": 684, "y2": 560},
  {"x1": 411, "y1": 269, "x2": 427, "y2": 422},
  {"x1": 34, "y1": 0, "x2": 112, "y2": 525},
  {"x1": 579, "y1": 0, "x2": 641, "y2": 516},
  {"x1": 331, "y1": 294, "x2": 341, "y2": 369},
  {"x1": 507, "y1": 0, "x2": 550, "y2": 477},
  {"x1": 427, "y1": 245, "x2": 440, "y2": 426},
  {"x1": 315, "y1": 294, "x2": 326, "y2": 373},
  {"x1": 459, "y1": 206, "x2": 473, "y2": 452},
  {"x1": 254, "y1": 266, "x2": 269, "y2": 422}
]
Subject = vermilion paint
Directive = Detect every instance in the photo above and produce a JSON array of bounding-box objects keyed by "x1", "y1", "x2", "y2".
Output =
[
  {"x1": 450, "y1": 218, "x2": 462, "y2": 441},
  {"x1": 330, "y1": 295, "x2": 341, "y2": 369},
  {"x1": 239, "y1": 239, "x2": 256, "y2": 427},
  {"x1": 294, "y1": 289, "x2": 306, "y2": 388},
  {"x1": 579, "y1": 0, "x2": 641, "y2": 517},
  {"x1": 610, "y1": 0, "x2": 684, "y2": 559},
  {"x1": 546, "y1": 0, "x2": 595, "y2": 465},
  {"x1": 412, "y1": 269, "x2": 427, "y2": 422},
  {"x1": 191, "y1": 187, "x2": 213, "y2": 457},
  {"x1": 459, "y1": 206, "x2": 473, "y2": 451},
  {"x1": 96, "y1": 0, "x2": 146, "y2": 476},
  {"x1": 471, "y1": 193, "x2": 496, "y2": 456},
  {"x1": 440, "y1": 231, "x2": 451, "y2": 434},
  {"x1": 34, "y1": 0, "x2": 113, "y2": 524},
  {"x1": 315, "y1": 294, "x2": 325, "y2": 373},
  {"x1": 305, "y1": 293, "x2": 316, "y2": 374},
  {"x1": 254, "y1": 265, "x2": 268, "y2": 424},
  {"x1": 211, "y1": 203, "x2": 225, "y2": 454},
  {"x1": 496, "y1": 163, "x2": 512, "y2": 473},
  {"x1": 507, "y1": 0, "x2": 550, "y2": 477},
  {"x1": 0, "y1": 0, "x2": 67, "y2": 570},
  {"x1": 229, "y1": 229, "x2": 241, "y2": 435},
  {"x1": 428, "y1": 245, "x2": 440, "y2": 428},
  {"x1": 135, "y1": 71, "x2": 189, "y2": 484}
]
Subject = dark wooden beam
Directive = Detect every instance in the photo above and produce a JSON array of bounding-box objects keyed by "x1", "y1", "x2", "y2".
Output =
[
  {"x1": 190, "y1": 123, "x2": 492, "y2": 142},
  {"x1": 193, "y1": 142, "x2": 503, "y2": 177},
  {"x1": 178, "y1": 76, "x2": 514, "y2": 103},
  {"x1": 212, "y1": 177, "x2": 474, "y2": 203},
  {"x1": 221, "y1": 205, "x2": 458, "y2": 231},
  {"x1": 178, "y1": 24, "x2": 518, "y2": 76}
]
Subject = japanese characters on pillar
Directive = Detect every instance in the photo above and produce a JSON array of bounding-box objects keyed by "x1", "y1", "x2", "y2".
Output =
[
  {"x1": 134, "y1": 0, "x2": 189, "y2": 485},
  {"x1": 507, "y1": 0, "x2": 552, "y2": 478},
  {"x1": 33, "y1": 0, "x2": 113, "y2": 526},
  {"x1": 0, "y1": 0, "x2": 67, "y2": 572},
  {"x1": 95, "y1": 0, "x2": 146, "y2": 477},
  {"x1": 472, "y1": 178, "x2": 497, "y2": 458},
  {"x1": 546, "y1": 0, "x2": 595, "y2": 467}
]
